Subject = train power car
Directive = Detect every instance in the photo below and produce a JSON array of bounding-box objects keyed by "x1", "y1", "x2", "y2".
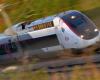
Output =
[{"x1": 0, "y1": 10, "x2": 99, "y2": 61}]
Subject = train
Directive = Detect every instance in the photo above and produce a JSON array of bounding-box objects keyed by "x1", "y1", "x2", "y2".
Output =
[{"x1": 0, "y1": 10, "x2": 99, "y2": 62}]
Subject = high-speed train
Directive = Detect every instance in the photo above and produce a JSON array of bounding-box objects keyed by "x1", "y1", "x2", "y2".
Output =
[{"x1": 0, "y1": 10, "x2": 99, "y2": 62}]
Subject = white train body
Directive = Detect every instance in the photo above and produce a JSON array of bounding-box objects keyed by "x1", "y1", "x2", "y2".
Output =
[
  {"x1": 53, "y1": 17, "x2": 99, "y2": 49},
  {"x1": 0, "y1": 10, "x2": 99, "y2": 61},
  {"x1": 11, "y1": 10, "x2": 99, "y2": 50}
]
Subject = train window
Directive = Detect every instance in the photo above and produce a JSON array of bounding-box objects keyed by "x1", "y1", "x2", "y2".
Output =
[
  {"x1": 61, "y1": 11, "x2": 99, "y2": 39},
  {"x1": 71, "y1": 17, "x2": 85, "y2": 26},
  {"x1": 62, "y1": 12, "x2": 86, "y2": 28},
  {"x1": 0, "y1": 42, "x2": 18, "y2": 55},
  {"x1": 8, "y1": 42, "x2": 18, "y2": 53},
  {"x1": 21, "y1": 24, "x2": 25, "y2": 30},
  {"x1": 0, "y1": 47, "x2": 6, "y2": 55},
  {"x1": 32, "y1": 21, "x2": 54, "y2": 30},
  {"x1": 21, "y1": 21, "x2": 32, "y2": 30},
  {"x1": 19, "y1": 34, "x2": 59, "y2": 50}
]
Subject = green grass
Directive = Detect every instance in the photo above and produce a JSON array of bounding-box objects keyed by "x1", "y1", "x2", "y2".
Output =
[
  {"x1": 0, "y1": 0, "x2": 99, "y2": 32},
  {"x1": 4, "y1": 0, "x2": 100, "y2": 23}
]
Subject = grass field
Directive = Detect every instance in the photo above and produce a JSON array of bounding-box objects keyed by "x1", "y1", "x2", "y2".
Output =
[{"x1": 0, "y1": 63, "x2": 99, "y2": 80}]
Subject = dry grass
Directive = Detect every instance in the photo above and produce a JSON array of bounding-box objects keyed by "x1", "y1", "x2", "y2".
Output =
[
  {"x1": 70, "y1": 64, "x2": 100, "y2": 80},
  {"x1": 0, "y1": 62, "x2": 99, "y2": 80}
]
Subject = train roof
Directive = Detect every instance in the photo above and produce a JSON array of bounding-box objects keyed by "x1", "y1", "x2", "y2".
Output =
[{"x1": 12, "y1": 15, "x2": 56, "y2": 30}]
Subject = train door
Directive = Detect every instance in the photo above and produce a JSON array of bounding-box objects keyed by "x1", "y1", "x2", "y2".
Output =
[
  {"x1": 53, "y1": 17, "x2": 66, "y2": 48},
  {"x1": 53, "y1": 17, "x2": 79, "y2": 48}
]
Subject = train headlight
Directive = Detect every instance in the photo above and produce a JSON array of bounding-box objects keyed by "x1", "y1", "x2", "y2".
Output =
[
  {"x1": 94, "y1": 29, "x2": 98, "y2": 32},
  {"x1": 80, "y1": 35, "x2": 84, "y2": 39},
  {"x1": 71, "y1": 16, "x2": 76, "y2": 19}
]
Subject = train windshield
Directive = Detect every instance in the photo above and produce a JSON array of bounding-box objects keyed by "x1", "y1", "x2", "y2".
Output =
[{"x1": 61, "y1": 11, "x2": 99, "y2": 39}]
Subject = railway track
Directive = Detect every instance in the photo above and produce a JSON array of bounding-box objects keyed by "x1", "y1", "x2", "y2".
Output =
[
  {"x1": 0, "y1": 41, "x2": 99, "y2": 80},
  {"x1": 1, "y1": 53, "x2": 100, "y2": 72},
  {"x1": 0, "y1": 51, "x2": 100, "y2": 80}
]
